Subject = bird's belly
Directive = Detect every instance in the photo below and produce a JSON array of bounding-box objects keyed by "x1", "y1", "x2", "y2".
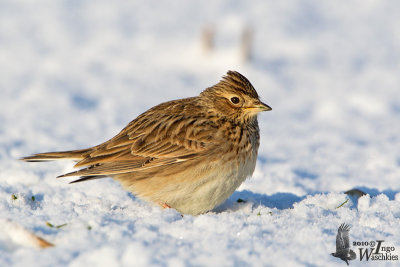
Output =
[
  {"x1": 172, "y1": 167, "x2": 246, "y2": 215},
  {"x1": 124, "y1": 157, "x2": 256, "y2": 215}
]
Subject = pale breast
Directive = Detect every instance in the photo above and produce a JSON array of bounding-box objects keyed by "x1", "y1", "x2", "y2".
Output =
[
  {"x1": 118, "y1": 117, "x2": 260, "y2": 215},
  {"x1": 166, "y1": 120, "x2": 259, "y2": 215}
]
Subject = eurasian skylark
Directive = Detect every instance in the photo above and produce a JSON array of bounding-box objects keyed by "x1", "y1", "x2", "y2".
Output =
[{"x1": 21, "y1": 71, "x2": 271, "y2": 215}]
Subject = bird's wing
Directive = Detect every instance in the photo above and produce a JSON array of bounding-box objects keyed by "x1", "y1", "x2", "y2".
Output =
[
  {"x1": 340, "y1": 224, "x2": 351, "y2": 249},
  {"x1": 60, "y1": 110, "x2": 220, "y2": 178},
  {"x1": 336, "y1": 223, "x2": 351, "y2": 251}
]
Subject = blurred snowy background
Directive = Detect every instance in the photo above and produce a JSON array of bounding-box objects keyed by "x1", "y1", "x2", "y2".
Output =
[{"x1": 1, "y1": 0, "x2": 400, "y2": 266}]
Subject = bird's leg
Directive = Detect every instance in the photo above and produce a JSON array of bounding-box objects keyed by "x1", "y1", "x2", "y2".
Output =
[
  {"x1": 161, "y1": 203, "x2": 183, "y2": 217},
  {"x1": 161, "y1": 203, "x2": 171, "y2": 209}
]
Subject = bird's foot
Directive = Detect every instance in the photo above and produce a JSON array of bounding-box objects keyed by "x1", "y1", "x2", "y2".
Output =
[
  {"x1": 161, "y1": 203, "x2": 171, "y2": 209},
  {"x1": 161, "y1": 203, "x2": 184, "y2": 217}
]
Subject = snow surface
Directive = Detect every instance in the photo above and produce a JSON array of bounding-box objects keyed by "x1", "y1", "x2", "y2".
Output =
[{"x1": 1, "y1": 0, "x2": 400, "y2": 266}]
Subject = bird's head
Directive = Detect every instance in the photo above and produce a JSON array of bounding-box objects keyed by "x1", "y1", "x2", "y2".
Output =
[{"x1": 200, "y1": 71, "x2": 271, "y2": 124}]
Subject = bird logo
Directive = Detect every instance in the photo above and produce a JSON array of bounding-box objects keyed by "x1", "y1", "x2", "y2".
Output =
[{"x1": 331, "y1": 223, "x2": 357, "y2": 265}]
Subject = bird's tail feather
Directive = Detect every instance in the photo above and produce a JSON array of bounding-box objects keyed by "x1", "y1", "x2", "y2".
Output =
[
  {"x1": 20, "y1": 149, "x2": 91, "y2": 162},
  {"x1": 69, "y1": 175, "x2": 108, "y2": 184}
]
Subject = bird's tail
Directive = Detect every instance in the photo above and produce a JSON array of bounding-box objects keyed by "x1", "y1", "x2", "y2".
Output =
[{"x1": 20, "y1": 148, "x2": 91, "y2": 162}]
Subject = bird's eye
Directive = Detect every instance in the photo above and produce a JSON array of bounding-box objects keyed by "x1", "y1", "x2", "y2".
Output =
[{"x1": 230, "y1": 97, "x2": 240, "y2": 104}]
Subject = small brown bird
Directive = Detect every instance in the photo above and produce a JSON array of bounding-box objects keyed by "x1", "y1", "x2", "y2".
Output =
[{"x1": 21, "y1": 71, "x2": 271, "y2": 215}]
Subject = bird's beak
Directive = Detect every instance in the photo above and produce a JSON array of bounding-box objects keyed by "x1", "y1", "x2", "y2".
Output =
[{"x1": 246, "y1": 101, "x2": 272, "y2": 112}]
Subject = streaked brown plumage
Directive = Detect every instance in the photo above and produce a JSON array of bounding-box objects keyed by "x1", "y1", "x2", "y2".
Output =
[{"x1": 21, "y1": 71, "x2": 271, "y2": 215}]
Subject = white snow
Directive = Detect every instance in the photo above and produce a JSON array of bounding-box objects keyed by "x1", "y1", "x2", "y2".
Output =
[{"x1": 1, "y1": 0, "x2": 400, "y2": 266}]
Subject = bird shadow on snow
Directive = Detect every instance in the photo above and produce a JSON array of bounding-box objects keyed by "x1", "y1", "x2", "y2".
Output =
[
  {"x1": 214, "y1": 190, "x2": 305, "y2": 213},
  {"x1": 214, "y1": 186, "x2": 399, "y2": 214}
]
